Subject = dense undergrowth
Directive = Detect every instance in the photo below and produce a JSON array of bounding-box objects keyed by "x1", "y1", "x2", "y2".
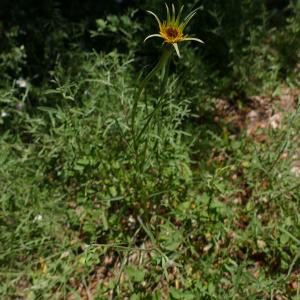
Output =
[{"x1": 1, "y1": 1, "x2": 300, "y2": 299}]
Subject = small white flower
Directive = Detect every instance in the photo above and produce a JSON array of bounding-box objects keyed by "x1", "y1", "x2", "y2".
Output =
[
  {"x1": 1, "y1": 111, "x2": 8, "y2": 118},
  {"x1": 33, "y1": 214, "x2": 43, "y2": 222},
  {"x1": 16, "y1": 78, "x2": 28, "y2": 88},
  {"x1": 128, "y1": 215, "x2": 136, "y2": 224}
]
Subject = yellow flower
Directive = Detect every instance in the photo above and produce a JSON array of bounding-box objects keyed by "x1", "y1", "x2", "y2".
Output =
[{"x1": 144, "y1": 4, "x2": 204, "y2": 58}]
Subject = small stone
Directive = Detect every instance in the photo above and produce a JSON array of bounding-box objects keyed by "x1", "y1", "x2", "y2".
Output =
[
  {"x1": 269, "y1": 113, "x2": 282, "y2": 129},
  {"x1": 257, "y1": 239, "x2": 266, "y2": 249},
  {"x1": 247, "y1": 110, "x2": 259, "y2": 121},
  {"x1": 203, "y1": 244, "x2": 213, "y2": 252},
  {"x1": 291, "y1": 163, "x2": 300, "y2": 177},
  {"x1": 60, "y1": 251, "x2": 70, "y2": 259}
]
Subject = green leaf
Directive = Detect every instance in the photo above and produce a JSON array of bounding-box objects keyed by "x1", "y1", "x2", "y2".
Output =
[
  {"x1": 177, "y1": 201, "x2": 190, "y2": 212},
  {"x1": 96, "y1": 19, "x2": 107, "y2": 31},
  {"x1": 125, "y1": 266, "x2": 145, "y2": 283},
  {"x1": 77, "y1": 157, "x2": 90, "y2": 165},
  {"x1": 169, "y1": 288, "x2": 182, "y2": 299},
  {"x1": 280, "y1": 233, "x2": 290, "y2": 244},
  {"x1": 130, "y1": 294, "x2": 140, "y2": 300},
  {"x1": 169, "y1": 288, "x2": 194, "y2": 300}
]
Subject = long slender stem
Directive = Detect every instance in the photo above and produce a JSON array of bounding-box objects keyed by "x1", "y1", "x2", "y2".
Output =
[
  {"x1": 160, "y1": 53, "x2": 170, "y2": 95},
  {"x1": 130, "y1": 46, "x2": 172, "y2": 207},
  {"x1": 139, "y1": 46, "x2": 172, "y2": 97},
  {"x1": 131, "y1": 46, "x2": 172, "y2": 151}
]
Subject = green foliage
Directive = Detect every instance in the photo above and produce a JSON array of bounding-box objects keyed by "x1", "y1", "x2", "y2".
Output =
[
  {"x1": 0, "y1": 1, "x2": 300, "y2": 299},
  {"x1": 0, "y1": 26, "x2": 27, "y2": 84}
]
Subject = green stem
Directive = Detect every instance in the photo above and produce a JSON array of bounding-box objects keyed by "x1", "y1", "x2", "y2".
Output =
[
  {"x1": 131, "y1": 46, "x2": 172, "y2": 151},
  {"x1": 160, "y1": 53, "x2": 171, "y2": 95},
  {"x1": 139, "y1": 46, "x2": 172, "y2": 97}
]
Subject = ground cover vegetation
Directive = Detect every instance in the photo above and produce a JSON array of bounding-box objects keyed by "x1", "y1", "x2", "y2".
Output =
[{"x1": 0, "y1": 0, "x2": 300, "y2": 299}]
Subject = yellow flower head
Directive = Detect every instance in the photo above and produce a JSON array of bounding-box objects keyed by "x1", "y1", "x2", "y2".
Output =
[{"x1": 144, "y1": 3, "x2": 204, "y2": 58}]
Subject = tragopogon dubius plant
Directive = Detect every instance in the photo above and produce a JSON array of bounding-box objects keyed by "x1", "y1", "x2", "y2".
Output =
[
  {"x1": 136, "y1": 3, "x2": 204, "y2": 100},
  {"x1": 131, "y1": 3, "x2": 203, "y2": 154}
]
